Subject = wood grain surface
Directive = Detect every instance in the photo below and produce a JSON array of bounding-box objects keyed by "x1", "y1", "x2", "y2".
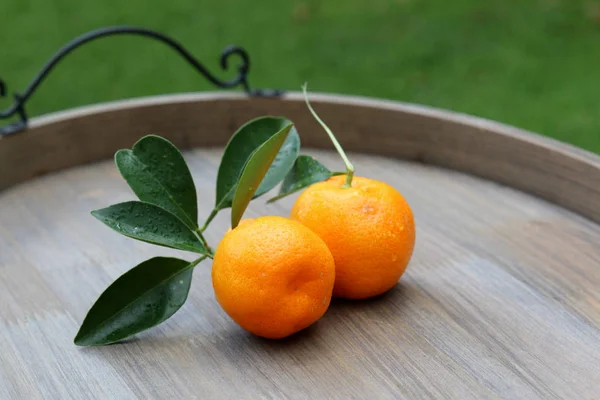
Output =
[{"x1": 1, "y1": 147, "x2": 600, "y2": 399}]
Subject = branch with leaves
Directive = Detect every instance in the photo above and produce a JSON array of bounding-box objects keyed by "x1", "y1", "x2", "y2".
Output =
[{"x1": 74, "y1": 102, "x2": 343, "y2": 346}]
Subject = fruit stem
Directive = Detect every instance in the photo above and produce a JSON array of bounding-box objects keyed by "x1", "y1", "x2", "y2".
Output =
[
  {"x1": 193, "y1": 228, "x2": 213, "y2": 258},
  {"x1": 200, "y1": 208, "x2": 219, "y2": 232},
  {"x1": 191, "y1": 254, "x2": 210, "y2": 267},
  {"x1": 302, "y1": 83, "x2": 355, "y2": 188}
]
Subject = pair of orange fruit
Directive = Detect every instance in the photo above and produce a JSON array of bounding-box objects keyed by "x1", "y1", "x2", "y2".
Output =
[{"x1": 212, "y1": 175, "x2": 416, "y2": 339}]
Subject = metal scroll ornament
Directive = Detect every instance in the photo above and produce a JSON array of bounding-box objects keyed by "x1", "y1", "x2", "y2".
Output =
[{"x1": 0, "y1": 26, "x2": 283, "y2": 137}]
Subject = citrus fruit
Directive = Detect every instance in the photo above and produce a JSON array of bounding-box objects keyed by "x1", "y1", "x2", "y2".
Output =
[
  {"x1": 290, "y1": 175, "x2": 415, "y2": 300},
  {"x1": 212, "y1": 216, "x2": 335, "y2": 339}
]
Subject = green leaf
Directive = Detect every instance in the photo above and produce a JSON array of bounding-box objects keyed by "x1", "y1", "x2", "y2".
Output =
[
  {"x1": 91, "y1": 201, "x2": 207, "y2": 254},
  {"x1": 267, "y1": 155, "x2": 333, "y2": 203},
  {"x1": 231, "y1": 124, "x2": 294, "y2": 228},
  {"x1": 215, "y1": 116, "x2": 300, "y2": 210},
  {"x1": 115, "y1": 135, "x2": 198, "y2": 229},
  {"x1": 74, "y1": 257, "x2": 200, "y2": 346}
]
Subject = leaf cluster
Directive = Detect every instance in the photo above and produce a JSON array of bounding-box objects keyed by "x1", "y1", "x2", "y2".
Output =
[{"x1": 75, "y1": 116, "x2": 339, "y2": 346}]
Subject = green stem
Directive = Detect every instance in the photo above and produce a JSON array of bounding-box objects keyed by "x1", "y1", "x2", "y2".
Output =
[
  {"x1": 200, "y1": 208, "x2": 219, "y2": 232},
  {"x1": 191, "y1": 254, "x2": 210, "y2": 267},
  {"x1": 302, "y1": 83, "x2": 355, "y2": 188},
  {"x1": 192, "y1": 229, "x2": 213, "y2": 258}
]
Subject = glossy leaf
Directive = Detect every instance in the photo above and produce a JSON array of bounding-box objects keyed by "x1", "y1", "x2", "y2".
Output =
[
  {"x1": 74, "y1": 257, "x2": 199, "y2": 346},
  {"x1": 231, "y1": 124, "x2": 294, "y2": 228},
  {"x1": 115, "y1": 135, "x2": 198, "y2": 229},
  {"x1": 267, "y1": 155, "x2": 333, "y2": 203},
  {"x1": 91, "y1": 201, "x2": 207, "y2": 254},
  {"x1": 215, "y1": 116, "x2": 300, "y2": 210}
]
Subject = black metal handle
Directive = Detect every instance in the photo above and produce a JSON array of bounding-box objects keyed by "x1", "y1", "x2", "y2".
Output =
[{"x1": 0, "y1": 26, "x2": 284, "y2": 137}]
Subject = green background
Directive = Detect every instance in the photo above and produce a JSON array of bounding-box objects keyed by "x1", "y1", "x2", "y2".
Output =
[{"x1": 1, "y1": 0, "x2": 599, "y2": 152}]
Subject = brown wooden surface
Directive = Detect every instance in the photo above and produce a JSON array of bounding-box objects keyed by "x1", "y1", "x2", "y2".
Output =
[
  {"x1": 2, "y1": 149, "x2": 600, "y2": 399},
  {"x1": 1, "y1": 94, "x2": 600, "y2": 399}
]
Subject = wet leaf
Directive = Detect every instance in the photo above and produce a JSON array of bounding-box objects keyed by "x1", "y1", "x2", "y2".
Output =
[
  {"x1": 74, "y1": 257, "x2": 200, "y2": 346},
  {"x1": 231, "y1": 124, "x2": 294, "y2": 228},
  {"x1": 91, "y1": 201, "x2": 207, "y2": 254},
  {"x1": 268, "y1": 156, "x2": 333, "y2": 202},
  {"x1": 115, "y1": 135, "x2": 198, "y2": 229},
  {"x1": 215, "y1": 117, "x2": 300, "y2": 210}
]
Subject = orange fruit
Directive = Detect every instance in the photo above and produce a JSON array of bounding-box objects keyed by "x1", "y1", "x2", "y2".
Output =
[
  {"x1": 290, "y1": 175, "x2": 415, "y2": 300},
  {"x1": 212, "y1": 216, "x2": 335, "y2": 339}
]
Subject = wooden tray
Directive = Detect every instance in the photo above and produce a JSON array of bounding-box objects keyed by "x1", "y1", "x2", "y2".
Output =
[{"x1": 1, "y1": 93, "x2": 599, "y2": 399}]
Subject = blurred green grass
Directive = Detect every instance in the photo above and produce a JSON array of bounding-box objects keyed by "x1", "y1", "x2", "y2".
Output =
[{"x1": 1, "y1": 0, "x2": 599, "y2": 152}]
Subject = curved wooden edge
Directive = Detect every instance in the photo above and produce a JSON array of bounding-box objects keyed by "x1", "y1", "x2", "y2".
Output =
[{"x1": 1, "y1": 92, "x2": 599, "y2": 224}]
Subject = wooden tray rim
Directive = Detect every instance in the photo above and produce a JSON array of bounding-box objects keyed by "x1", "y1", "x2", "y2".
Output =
[{"x1": 1, "y1": 91, "x2": 599, "y2": 224}]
